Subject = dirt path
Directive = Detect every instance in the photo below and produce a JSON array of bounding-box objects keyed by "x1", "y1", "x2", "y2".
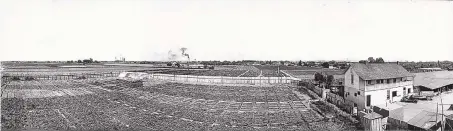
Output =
[
  {"x1": 236, "y1": 70, "x2": 249, "y2": 77},
  {"x1": 291, "y1": 89, "x2": 313, "y2": 109}
]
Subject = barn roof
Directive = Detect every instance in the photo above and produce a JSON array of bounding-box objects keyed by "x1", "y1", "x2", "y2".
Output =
[
  {"x1": 349, "y1": 63, "x2": 414, "y2": 80},
  {"x1": 413, "y1": 71, "x2": 453, "y2": 90}
]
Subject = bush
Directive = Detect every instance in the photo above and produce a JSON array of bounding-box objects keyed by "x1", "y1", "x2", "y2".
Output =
[
  {"x1": 11, "y1": 76, "x2": 21, "y2": 81},
  {"x1": 77, "y1": 76, "x2": 87, "y2": 79},
  {"x1": 24, "y1": 76, "x2": 35, "y2": 81}
]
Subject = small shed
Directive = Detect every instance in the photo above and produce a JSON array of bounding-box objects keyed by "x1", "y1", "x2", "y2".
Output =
[
  {"x1": 361, "y1": 112, "x2": 385, "y2": 131},
  {"x1": 407, "y1": 110, "x2": 444, "y2": 131}
]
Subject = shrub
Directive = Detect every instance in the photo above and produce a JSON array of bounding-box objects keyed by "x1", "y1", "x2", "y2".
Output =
[
  {"x1": 24, "y1": 76, "x2": 35, "y2": 81},
  {"x1": 77, "y1": 76, "x2": 87, "y2": 79},
  {"x1": 11, "y1": 76, "x2": 21, "y2": 81}
]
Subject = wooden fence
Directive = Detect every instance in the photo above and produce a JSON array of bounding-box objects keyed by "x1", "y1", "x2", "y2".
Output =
[{"x1": 149, "y1": 73, "x2": 293, "y2": 84}]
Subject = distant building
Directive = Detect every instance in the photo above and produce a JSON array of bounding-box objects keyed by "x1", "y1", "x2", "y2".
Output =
[
  {"x1": 344, "y1": 63, "x2": 414, "y2": 112},
  {"x1": 418, "y1": 68, "x2": 444, "y2": 72}
]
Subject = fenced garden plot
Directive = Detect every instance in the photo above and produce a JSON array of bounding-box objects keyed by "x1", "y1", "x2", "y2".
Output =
[
  {"x1": 139, "y1": 81, "x2": 302, "y2": 102},
  {"x1": 296, "y1": 81, "x2": 361, "y2": 130},
  {"x1": 158, "y1": 69, "x2": 248, "y2": 77},
  {"x1": 150, "y1": 73, "x2": 293, "y2": 85}
]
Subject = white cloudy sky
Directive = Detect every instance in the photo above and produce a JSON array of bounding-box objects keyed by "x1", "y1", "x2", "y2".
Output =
[{"x1": 1, "y1": 0, "x2": 452, "y2": 61}]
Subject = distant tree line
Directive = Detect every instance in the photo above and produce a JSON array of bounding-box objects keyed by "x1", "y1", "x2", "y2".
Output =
[
  {"x1": 66, "y1": 58, "x2": 99, "y2": 64},
  {"x1": 359, "y1": 57, "x2": 385, "y2": 64}
]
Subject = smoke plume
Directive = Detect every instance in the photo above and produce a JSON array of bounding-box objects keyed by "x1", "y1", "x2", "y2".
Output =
[{"x1": 180, "y1": 47, "x2": 190, "y2": 61}]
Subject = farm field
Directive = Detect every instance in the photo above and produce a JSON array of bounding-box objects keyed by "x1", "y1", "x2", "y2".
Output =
[
  {"x1": 1, "y1": 78, "x2": 358, "y2": 130},
  {"x1": 284, "y1": 69, "x2": 345, "y2": 80},
  {"x1": 156, "y1": 65, "x2": 289, "y2": 77}
]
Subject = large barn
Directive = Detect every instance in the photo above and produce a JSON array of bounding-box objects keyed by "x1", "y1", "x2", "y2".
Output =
[{"x1": 413, "y1": 71, "x2": 453, "y2": 94}]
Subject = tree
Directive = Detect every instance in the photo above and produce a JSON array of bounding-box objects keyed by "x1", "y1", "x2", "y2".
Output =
[
  {"x1": 298, "y1": 60, "x2": 302, "y2": 66},
  {"x1": 375, "y1": 57, "x2": 385, "y2": 63},
  {"x1": 314, "y1": 72, "x2": 322, "y2": 82},
  {"x1": 368, "y1": 57, "x2": 375, "y2": 63},
  {"x1": 280, "y1": 61, "x2": 285, "y2": 65},
  {"x1": 314, "y1": 72, "x2": 325, "y2": 83},
  {"x1": 322, "y1": 62, "x2": 330, "y2": 68},
  {"x1": 359, "y1": 60, "x2": 367, "y2": 64},
  {"x1": 326, "y1": 75, "x2": 334, "y2": 89},
  {"x1": 167, "y1": 62, "x2": 173, "y2": 66},
  {"x1": 77, "y1": 60, "x2": 82, "y2": 63},
  {"x1": 329, "y1": 60, "x2": 336, "y2": 64},
  {"x1": 175, "y1": 63, "x2": 181, "y2": 68}
]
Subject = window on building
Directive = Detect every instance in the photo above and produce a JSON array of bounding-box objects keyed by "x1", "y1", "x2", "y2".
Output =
[
  {"x1": 351, "y1": 74, "x2": 354, "y2": 84},
  {"x1": 403, "y1": 87, "x2": 406, "y2": 90},
  {"x1": 358, "y1": 91, "x2": 361, "y2": 96},
  {"x1": 408, "y1": 88, "x2": 411, "y2": 93},
  {"x1": 393, "y1": 78, "x2": 397, "y2": 83},
  {"x1": 387, "y1": 79, "x2": 391, "y2": 84},
  {"x1": 366, "y1": 95, "x2": 371, "y2": 107},
  {"x1": 354, "y1": 93, "x2": 357, "y2": 97},
  {"x1": 367, "y1": 80, "x2": 371, "y2": 85},
  {"x1": 392, "y1": 91, "x2": 397, "y2": 97},
  {"x1": 376, "y1": 80, "x2": 380, "y2": 84},
  {"x1": 400, "y1": 78, "x2": 403, "y2": 81},
  {"x1": 387, "y1": 90, "x2": 390, "y2": 99}
]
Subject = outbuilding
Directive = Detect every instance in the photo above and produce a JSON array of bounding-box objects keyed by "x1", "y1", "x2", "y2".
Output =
[{"x1": 413, "y1": 71, "x2": 453, "y2": 94}]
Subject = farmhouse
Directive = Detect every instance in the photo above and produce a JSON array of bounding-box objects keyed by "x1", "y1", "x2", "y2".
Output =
[
  {"x1": 413, "y1": 71, "x2": 453, "y2": 94},
  {"x1": 344, "y1": 63, "x2": 414, "y2": 112}
]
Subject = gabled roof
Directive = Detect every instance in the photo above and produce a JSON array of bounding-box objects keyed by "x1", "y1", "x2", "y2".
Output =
[
  {"x1": 349, "y1": 63, "x2": 414, "y2": 80},
  {"x1": 407, "y1": 110, "x2": 443, "y2": 130},
  {"x1": 413, "y1": 71, "x2": 453, "y2": 89}
]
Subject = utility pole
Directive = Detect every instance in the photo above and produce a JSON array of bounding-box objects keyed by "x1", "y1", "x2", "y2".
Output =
[
  {"x1": 437, "y1": 102, "x2": 439, "y2": 130},
  {"x1": 441, "y1": 95, "x2": 445, "y2": 131}
]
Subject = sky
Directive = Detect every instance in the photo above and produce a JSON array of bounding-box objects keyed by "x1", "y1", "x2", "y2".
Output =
[{"x1": 1, "y1": 0, "x2": 452, "y2": 62}]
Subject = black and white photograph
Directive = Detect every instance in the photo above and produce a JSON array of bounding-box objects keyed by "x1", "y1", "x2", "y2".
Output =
[{"x1": 1, "y1": 0, "x2": 453, "y2": 130}]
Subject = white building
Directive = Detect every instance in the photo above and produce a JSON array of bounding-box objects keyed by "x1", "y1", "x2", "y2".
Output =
[{"x1": 344, "y1": 63, "x2": 414, "y2": 112}]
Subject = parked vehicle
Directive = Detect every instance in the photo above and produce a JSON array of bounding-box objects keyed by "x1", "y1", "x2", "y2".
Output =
[
  {"x1": 401, "y1": 95, "x2": 418, "y2": 103},
  {"x1": 411, "y1": 94, "x2": 433, "y2": 101}
]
